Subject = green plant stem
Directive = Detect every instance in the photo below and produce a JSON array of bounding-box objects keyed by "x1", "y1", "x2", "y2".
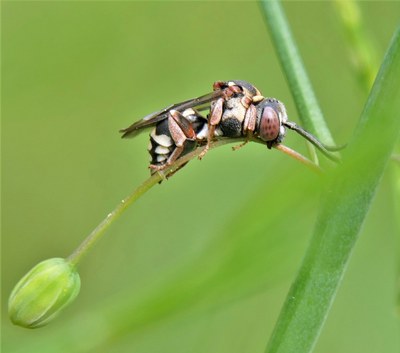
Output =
[
  {"x1": 265, "y1": 26, "x2": 400, "y2": 353},
  {"x1": 259, "y1": 0, "x2": 336, "y2": 146},
  {"x1": 334, "y1": 0, "x2": 400, "y2": 319},
  {"x1": 394, "y1": 160, "x2": 400, "y2": 316},
  {"x1": 67, "y1": 173, "x2": 161, "y2": 266},
  {"x1": 67, "y1": 137, "x2": 320, "y2": 266}
]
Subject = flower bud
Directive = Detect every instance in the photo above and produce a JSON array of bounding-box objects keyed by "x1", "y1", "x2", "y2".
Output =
[{"x1": 8, "y1": 258, "x2": 80, "y2": 329}]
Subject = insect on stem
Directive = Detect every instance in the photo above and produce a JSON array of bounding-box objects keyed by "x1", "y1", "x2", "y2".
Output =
[{"x1": 121, "y1": 80, "x2": 343, "y2": 174}]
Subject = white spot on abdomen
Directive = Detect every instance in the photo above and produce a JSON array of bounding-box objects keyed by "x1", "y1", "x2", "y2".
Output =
[
  {"x1": 156, "y1": 154, "x2": 168, "y2": 162},
  {"x1": 155, "y1": 145, "x2": 170, "y2": 154},
  {"x1": 196, "y1": 124, "x2": 209, "y2": 140},
  {"x1": 151, "y1": 131, "x2": 173, "y2": 147}
]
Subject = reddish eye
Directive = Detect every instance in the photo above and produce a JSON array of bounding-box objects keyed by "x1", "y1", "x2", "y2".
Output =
[{"x1": 259, "y1": 107, "x2": 280, "y2": 141}]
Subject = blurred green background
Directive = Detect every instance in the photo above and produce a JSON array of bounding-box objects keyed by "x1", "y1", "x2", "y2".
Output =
[{"x1": 2, "y1": 1, "x2": 399, "y2": 353}]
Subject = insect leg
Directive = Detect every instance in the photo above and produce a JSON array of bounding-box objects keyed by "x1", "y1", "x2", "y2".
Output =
[
  {"x1": 232, "y1": 104, "x2": 258, "y2": 151},
  {"x1": 198, "y1": 97, "x2": 224, "y2": 160},
  {"x1": 149, "y1": 145, "x2": 187, "y2": 173},
  {"x1": 240, "y1": 95, "x2": 252, "y2": 109},
  {"x1": 149, "y1": 110, "x2": 196, "y2": 172},
  {"x1": 243, "y1": 104, "x2": 257, "y2": 135},
  {"x1": 168, "y1": 110, "x2": 196, "y2": 141},
  {"x1": 274, "y1": 144, "x2": 323, "y2": 174},
  {"x1": 213, "y1": 81, "x2": 243, "y2": 97}
]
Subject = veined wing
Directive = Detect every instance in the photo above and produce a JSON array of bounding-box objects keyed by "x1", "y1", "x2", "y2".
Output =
[{"x1": 120, "y1": 90, "x2": 224, "y2": 138}]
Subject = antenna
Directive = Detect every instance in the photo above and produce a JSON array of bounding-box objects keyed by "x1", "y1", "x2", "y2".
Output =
[{"x1": 283, "y1": 121, "x2": 343, "y2": 163}]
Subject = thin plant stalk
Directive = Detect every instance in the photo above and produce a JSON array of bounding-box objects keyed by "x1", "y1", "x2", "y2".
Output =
[
  {"x1": 259, "y1": 0, "x2": 336, "y2": 146},
  {"x1": 67, "y1": 173, "x2": 161, "y2": 266},
  {"x1": 67, "y1": 138, "x2": 321, "y2": 266}
]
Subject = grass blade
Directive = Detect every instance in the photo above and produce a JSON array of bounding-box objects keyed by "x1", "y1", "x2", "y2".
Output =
[
  {"x1": 259, "y1": 0, "x2": 336, "y2": 145},
  {"x1": 265, "y1": 26, "x2": 400, "y2": 353}
]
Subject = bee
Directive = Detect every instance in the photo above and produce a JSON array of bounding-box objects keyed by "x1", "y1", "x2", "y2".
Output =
[{"x1": 120, "y1": 80, "x2": 340, "y2": 174}]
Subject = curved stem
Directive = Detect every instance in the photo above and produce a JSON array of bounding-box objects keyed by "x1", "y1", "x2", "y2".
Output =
[
  {"x1": 67, "y1": 136, "x2": 322, "y2": 266},
  {"x1": 67, "y1": 173, "x2": 161, "y2": 266}
]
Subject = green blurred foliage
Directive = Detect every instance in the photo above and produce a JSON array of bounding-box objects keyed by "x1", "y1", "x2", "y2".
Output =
[{"x1": 2, "y1": 2, "x2": 399, "y2": 353}]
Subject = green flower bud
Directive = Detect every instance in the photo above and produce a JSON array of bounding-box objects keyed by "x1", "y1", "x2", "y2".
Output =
[{"x1": 8, "y1": 258, "x2": 80, "y2": 329}]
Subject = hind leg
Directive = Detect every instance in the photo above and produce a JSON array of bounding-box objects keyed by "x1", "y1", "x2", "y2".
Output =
[{"x1": 150, "y1": 110, "x2": 196, "y2": 171}]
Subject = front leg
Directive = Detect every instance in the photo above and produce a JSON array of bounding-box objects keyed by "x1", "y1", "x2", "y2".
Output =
[{"x1": 243, "y1": 103, "x2": 257, "y2": 135}]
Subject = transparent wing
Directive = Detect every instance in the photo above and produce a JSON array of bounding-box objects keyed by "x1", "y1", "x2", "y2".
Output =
[{"x1": 120, "y1": 90, "x2": 223, "y2": 138}]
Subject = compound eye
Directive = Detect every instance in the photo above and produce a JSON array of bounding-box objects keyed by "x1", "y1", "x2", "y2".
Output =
[{"x1": 259, "y1": 107, "x2": 280, "y2": 141}]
